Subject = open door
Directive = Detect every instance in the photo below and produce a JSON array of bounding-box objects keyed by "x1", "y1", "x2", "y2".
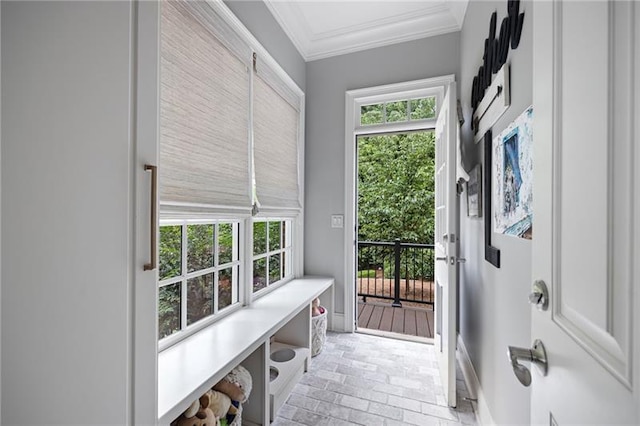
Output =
[
  {"x1": 529, "y1": 1, "x2": 639, "y2": 424},
  {"x1": 434, "y1": 81, "x2": 458, "y2": 407}
]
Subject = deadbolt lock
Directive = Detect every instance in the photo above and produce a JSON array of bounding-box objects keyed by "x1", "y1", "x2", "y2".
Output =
[{"x1": 529, "y1": 280, "x2": 549, "y2": 311}]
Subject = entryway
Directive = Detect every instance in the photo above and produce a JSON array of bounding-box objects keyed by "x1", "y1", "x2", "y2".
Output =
[{"x1": 356, "y1": 128, "x2": 436, "y2": 340}]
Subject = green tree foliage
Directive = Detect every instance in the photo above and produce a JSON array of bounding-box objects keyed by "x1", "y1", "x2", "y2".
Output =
[
  {"x1": 358, "y1": 131, "x2": 435, "y2": 244},
  {"x1": 158, "y1": 223, "x2": 237, "y2": 339},
  {"x1": 357, "y1": 104, "x2": 437, "y2": 280}
]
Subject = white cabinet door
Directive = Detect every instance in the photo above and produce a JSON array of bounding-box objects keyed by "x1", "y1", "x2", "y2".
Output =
[
  {"x1": 2, "y1": 2, "x2": 161, "y2": 424},
  {"x1": 531, "y1": 1, "x2": 639, "y2": 423},
  {"x1": 2, "y1": 1, "x2": 139, "y2": 424}
]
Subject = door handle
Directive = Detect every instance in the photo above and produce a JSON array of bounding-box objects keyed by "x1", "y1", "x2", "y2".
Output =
[
  {"x1": 436, "y1": 257, "x2": 447, "y2": 261},
  {"x1": 144, "y1": 164, "x2": 157, "y2": 271},
  {"x1": 507, "y1": 339, "x2": 548, "y2": 387}
]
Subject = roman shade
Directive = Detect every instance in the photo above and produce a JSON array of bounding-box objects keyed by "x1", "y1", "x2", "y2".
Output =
[
  {"x1": 252, "y1": 58, "x2": 302, "y2": 211},
  {"x1": 160, "y1": 1, "x2": 252, "y2": 212}
]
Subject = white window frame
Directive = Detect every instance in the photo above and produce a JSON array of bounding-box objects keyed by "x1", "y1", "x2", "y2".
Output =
[
  {"x1": 250, "y1": 217, "x2": 294, "y2": 295},
  {"x1": 158, "y1": 218, "x2": 244, "y2": 350},
  {"x1": 359, "y1": 95, "x2": 438, "y2": 127},
  {"x1": 343, "y1": 75, "x2": 455, "y2": 333}
]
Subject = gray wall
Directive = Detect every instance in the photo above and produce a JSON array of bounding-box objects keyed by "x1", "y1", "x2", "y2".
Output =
[
  {"x1": 224, "y1": 0, "x2": 305, "y2": 91},
  {"x1": 304, "y1": 33, "x2": 460, "y2": 315},
  {"x1": 458, "y1": 1, "x2": 533, "y2": 424}
]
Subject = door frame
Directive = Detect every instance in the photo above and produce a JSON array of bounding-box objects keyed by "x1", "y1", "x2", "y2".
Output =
[{"x1": 343, "y1": 75, "x2": 455, "y2": 333}]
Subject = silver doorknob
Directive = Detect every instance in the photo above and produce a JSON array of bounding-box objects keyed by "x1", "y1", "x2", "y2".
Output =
[
  {"x1": 436, "y1": 257, "x2": 447, "y2": 261},
  {"x1": 456, "y1": 257, "x2": 466, "y2": 263},
  {"x1": 507, "y1": 339, "x2": 548, "y2": 387}
]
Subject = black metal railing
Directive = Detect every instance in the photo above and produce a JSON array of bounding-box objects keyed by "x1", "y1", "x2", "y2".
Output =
[{"x1": 357, "y1": 239, "x2": 435, "y2": 306}]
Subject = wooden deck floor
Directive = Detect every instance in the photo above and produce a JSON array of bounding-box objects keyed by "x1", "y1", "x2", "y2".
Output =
[{"x1": 357, "y1": 301, "x2": 434, "y2": 338}]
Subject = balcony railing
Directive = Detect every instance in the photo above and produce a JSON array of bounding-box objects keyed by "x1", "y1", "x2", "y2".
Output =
[{"x1": 357, "y1": 239, "x2": 435, "y2": 307}]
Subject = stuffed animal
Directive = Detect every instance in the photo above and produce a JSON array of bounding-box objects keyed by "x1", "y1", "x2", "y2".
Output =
[
  {"x1": 175, "y1": 408, "x2": 218, "y2": 426},
  {"x1": 213, "y1": 365, "x2": 253, "y2": 403},
  {"x1": 183, "y1": 399, "x2": 200, "y2": 419},
  {"x1": 311, "y1": 297, "x2": 321, "y2": 317},
  {"x1": 200, "y1": 390, "x2": 231, "y2": 419}
]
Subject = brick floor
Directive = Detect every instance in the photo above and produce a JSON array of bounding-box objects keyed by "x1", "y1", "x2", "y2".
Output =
[{"x1": 272, "y1": 332, "x2": 477, "y2": 426}]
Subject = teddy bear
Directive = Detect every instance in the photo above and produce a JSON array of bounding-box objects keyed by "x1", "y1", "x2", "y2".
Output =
[
  {"x1": 311, "y1": 297, "x2": 321, "y2": 316},
  {"x1": 175, "y1": 404, "x2": 218, "y2": 426},
  {"x1": 199, "y1": 389, "x2": 232, "y2": 420},
  {"x1": 212, "y1": 365, "x2": 253, "y2": 403},
  {"x1": 312, "y1": 297, "x2": 325, "y2": 317}
]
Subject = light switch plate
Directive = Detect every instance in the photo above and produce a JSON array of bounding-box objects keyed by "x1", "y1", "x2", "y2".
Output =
[{"x1": 331, "y1": 215, "x2": 344, "y2": 228}]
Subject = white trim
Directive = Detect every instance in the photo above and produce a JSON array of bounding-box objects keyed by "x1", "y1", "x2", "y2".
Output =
[
  {"x1": 343, "y1": 75, "x2": 455, "y2": 335},
  {"x1": 331, "y1": 313, "x2": 346, "y2": 332},
  {"x1": 357, "y1": 328, "x2": 433, "y2": 345},
  {"x1": 457, "y1": 335, "x2": 494, "y2": 426}
]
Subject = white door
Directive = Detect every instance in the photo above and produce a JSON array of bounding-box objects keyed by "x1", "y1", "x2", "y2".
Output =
[
  {"x1": 434, "y1": 82, "x2": 458, "y2": 407},
  {"x1": 531, "y1": 1, "x2": 639, "y2": 424}
]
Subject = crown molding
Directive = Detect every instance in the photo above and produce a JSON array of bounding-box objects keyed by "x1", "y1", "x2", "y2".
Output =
[{"x1": 264, "y1": 0, "x2": 468, "y2": 62}]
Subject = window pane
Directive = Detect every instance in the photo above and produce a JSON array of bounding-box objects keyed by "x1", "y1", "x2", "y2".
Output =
[
  {"x1": 187, "y1": 273, "x2": 213, "y2": 325},
  {"x1": 253, "y1": 258, "x2": 267, "y2": 292},
  {"x1": 386, "y1": 101, "x2": 408, "y2": 123},
  {"x1": 158, "y1": 283, "x2": 181, "y2": 339},
  {"x1": 269, "y1": 221, "x2": 281, "y2": 251},
  {"x1": 253, "y1": 221, "x2": 267, "y2": 255},
  {"x1": 218, "y1": 267, "x2": 233, "y2": 310},
  {"x1": 218, "y1": 223, "x2": 233, "y2": 265},
  {"x1": 187, "y1": 224, "x2": 213, "y2": 273},
  {"x1": 159, "y1": 225, "x2": 182, "y2": 281},
  {"x1": 269, "y1": 254, "x2": 281, "y2": 284},
  {"x1": 360, "y1": 104, "x2": 383, "y2": 125},
  {"x1": 410, "y1": 97, "x2": 436, "y2": 120}
]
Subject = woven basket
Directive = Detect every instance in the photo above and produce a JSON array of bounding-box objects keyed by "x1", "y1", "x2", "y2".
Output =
[{"x1": 311, "y1": 307, "x2": 327, "y2": 357}]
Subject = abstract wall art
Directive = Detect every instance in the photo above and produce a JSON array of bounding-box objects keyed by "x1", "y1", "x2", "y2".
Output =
[{"x1": 493, "y1": 106, "x2": 533, "y2": 239}]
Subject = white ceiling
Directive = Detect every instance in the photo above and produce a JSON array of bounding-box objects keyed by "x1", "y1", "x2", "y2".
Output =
[{"x1": 264, "y1": 0, "x2": 469, "y2": 62}]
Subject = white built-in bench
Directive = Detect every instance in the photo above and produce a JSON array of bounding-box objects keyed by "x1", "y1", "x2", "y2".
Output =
[{"x1": 158, "y1": 276, "x2": 335, "y2": 425}]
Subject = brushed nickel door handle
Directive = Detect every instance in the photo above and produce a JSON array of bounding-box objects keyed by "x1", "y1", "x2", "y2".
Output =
[{"x1": 144, "y1": 164, "x2": 157, "y2": 271}]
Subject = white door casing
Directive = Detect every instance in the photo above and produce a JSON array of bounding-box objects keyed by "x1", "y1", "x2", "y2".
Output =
[
  {"x1": 343, "y1": 76, "x2": 454, "y2": 333},
  {"x1": 434, "y1": 81, "x2": 458, "y2": 408},
  {"x1": 531, "y1": 1, "x2": 639, "y2": 424}
]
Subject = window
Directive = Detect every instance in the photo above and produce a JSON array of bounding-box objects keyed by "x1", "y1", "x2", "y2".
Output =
[
  {"x1": 360, "y1": 96, "x2": 436, "y2": 126},
  {"x1": 158, "y1": 221, "x2": 241, "y2": 341},
  {"x1": 252, "y1": 220, "x2": 292, "y2": 293},
  {"x1": 158, "y1": 0, "x2": 303, "y2": 345}
]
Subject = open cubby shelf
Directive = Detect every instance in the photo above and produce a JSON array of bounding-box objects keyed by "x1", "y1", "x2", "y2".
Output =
[{"x1": 158, "y1": 277, "x2": 334, "y2": 425}]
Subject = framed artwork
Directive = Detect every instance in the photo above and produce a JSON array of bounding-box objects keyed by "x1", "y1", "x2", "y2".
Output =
[
  {"x1": 467, "y1": 165, "x2": 482, "y2": 217},
  {"x1": 493, "y1": 106, "x2": 533, "y2": 239}
]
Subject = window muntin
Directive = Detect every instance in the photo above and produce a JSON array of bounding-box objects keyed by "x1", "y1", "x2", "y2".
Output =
[
  {"x1": 252, "y1": 219, "x2": 292, "y2": 293},
  {"x1": 158, "y1": 221, "x2": 241, "y2": 341},
  {"x1": 360, "y1": 96, "x2": 436, "y2": 126}
]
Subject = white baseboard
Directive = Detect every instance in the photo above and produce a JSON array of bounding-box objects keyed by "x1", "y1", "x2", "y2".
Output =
[
  {"x1": 330, "y1": 313, "x2": 346, "y2": 332},
  {"x1": 457, "y1": 334, "x2": 495, "y2": 426}
]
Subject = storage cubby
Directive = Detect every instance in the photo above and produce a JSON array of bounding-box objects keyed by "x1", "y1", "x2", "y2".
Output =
[{"x1": 158, "y1": 277, "x2": 334, "y2": 425}]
